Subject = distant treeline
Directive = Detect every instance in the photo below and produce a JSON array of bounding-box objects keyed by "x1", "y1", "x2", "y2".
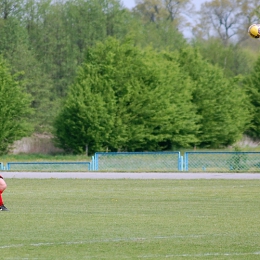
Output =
[{"x1": 0, "y1": 0, "x2": 260, "y2": 154}]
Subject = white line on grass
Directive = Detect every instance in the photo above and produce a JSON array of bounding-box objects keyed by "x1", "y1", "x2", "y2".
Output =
[
  {"x1": 140, "y1": 252, "x2": 260, "y2": 258},
  {"x1": 1, "y1": 235, "x2": 260, "y2": 259},
  {"x1": 0, "y1": 233, "x2": 258, "y2": 249},
  {"x1": 0, "y1": 234, "x2": 209, "y2": 249}
]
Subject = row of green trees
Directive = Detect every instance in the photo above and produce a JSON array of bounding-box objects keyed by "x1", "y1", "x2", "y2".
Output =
[
  {"x1": 0, "y1": 57, "x2": 33, "y2": 154},
  {"x1": 53, "y1": 38, "x2": 252, "y2": 154},
  {"x1": 1, "y1": 0, "x2": 191, "y2": 133},
  {"x1": 1, "y1": 0, "x2": 260, "y2": 154}
]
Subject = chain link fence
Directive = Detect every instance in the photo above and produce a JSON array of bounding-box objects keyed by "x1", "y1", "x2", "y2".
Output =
[
  {"x1": 94, "y1": 152, "x2": 181, "y2": 171},
  {"x1": 1, "y1": 152, "x2": 260, "y2": 172},
  {"x1": 184, "y1": 152, "x2": 260, "y2": 172},
  {"x1": 6, "y1": 162, "x2": 91, "y2": 172}
]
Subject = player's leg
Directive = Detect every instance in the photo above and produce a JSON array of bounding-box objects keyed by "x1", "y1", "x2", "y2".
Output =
[{"x1": 0, "y1": 176, "x2": 8, "y2": 211}]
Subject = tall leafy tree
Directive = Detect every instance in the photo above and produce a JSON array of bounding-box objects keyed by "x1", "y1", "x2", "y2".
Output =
[
  {"x1": 193, "y1": 38, "x2": 255, "y2": 78},
  {"x1": 178, "y1": 47, "x2": 251, "y2": 147},
  {"x1": 0, "y1": 0, "x2": 256, "y2": 147},
  {"x1": 132, "y1": 0, "x2": 192, "y2": 49},
  {"x1": 54, "y1": 37, "x2": 199, "y2": 154},
  {"x1": 243, "y1": 56, "x2": 260, "y2": 139},
  {"x1": 131, "y1": 18, "x2": 188, "y2": 51},
  {"x1": 0, "y1": 56, "x2": 33, "y2": 154},
  {"x1": 193, "y1": 0, "x2": 259, "y2": 45},
  {"x1": 0, "y1": 0, "x2": 23, "y2": 20},
  {"x1": 197, "y1": 0, "x2": 242, "y2": 45},
  {"x1": 24, "y1": 0, "x2": 130, "y2": 99},
  {"x1": 134, "y1": 0, "x2": 194, "y2": 28},
  {"x1": 0, "y1": 2, "x2": 55, "y2": 133}
]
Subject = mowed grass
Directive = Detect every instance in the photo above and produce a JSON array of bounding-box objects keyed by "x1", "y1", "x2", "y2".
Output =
[{"x1": 1, "y1": 179, "x2": 260, "y2": 259}]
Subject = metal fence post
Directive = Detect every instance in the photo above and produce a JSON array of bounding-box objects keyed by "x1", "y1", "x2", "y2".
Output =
[
  {"x1": 179, "y1": 155, "x2": 184, "y2": 171},
  {"x1": 94, "y1": 153, "x2": 99, "y2": 171},
  {"x1": 184, "y1": 153, "x2": 188, "y2": 171}
]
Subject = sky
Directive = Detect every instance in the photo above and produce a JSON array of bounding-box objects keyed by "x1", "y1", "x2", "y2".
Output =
[{"x1": 122, "y1": 0, "x2": 205, "y2": 10}]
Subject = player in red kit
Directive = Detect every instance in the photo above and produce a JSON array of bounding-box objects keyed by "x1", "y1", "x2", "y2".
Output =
[{"x1": 0, "y1": 175, "x2": 8, "y2": 211}]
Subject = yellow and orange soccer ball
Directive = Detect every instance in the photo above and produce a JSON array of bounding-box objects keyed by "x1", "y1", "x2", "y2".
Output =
[{"x1": 248, "y1": 24, "x2": 260, "y2": 39}]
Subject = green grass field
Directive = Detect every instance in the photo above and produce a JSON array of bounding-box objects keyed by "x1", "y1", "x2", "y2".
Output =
[{"x1": 1, "y1": 179, "x2": 260, "y2": 259}]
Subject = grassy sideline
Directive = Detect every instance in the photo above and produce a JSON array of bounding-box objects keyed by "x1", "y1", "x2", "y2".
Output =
[
  {"x1": 0, "y1": 154, "x2": 92, "y2": 164},
  {"x1": 1, "y1": 179, "x2": 260, "y2": 259}
]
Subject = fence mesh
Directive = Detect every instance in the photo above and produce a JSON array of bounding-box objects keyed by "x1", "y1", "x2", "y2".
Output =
[
  {"x1": 95, "y1": 152, "x2": 180, "y2": 171},
  {"x1": 2, "y1": 152, "x2": 260, "y2": 172},
  {"x1": 7, "y1": 162, "x2": 91, "y2": 172},
  {"x1": 184, "y1": 152, "x2": 260, "y2": 172}
]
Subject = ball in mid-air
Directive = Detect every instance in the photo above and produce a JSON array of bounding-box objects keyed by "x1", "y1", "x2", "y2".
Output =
[{"x1": 248, "y1": 24, "x2": 260, "y2": 39}]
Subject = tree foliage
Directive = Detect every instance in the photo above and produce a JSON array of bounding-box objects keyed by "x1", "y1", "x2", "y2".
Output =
[
  {"x1": 193, "y1": 0, "x2": 260, "y2": 45},
  {"x1": 0, "y1": 0, "x2": 258, "y2": 154},
  {"x1": 243, "y1": 56, "x2": 260, "y2": 139},
  {"x1": 0, "y1": 56, "x2": 33, "y2": 154},
  {"x1": 192, "y1": 38, "x2": 255, "y2": 78},
  {"x1": 134, "y1": 0, "x2": 194, "y2": 28},
  {"x1": 54, "y1": 38, "x2": 199, "y2": 154},
  {"x1": 178, "y1": 47, "x2": 251, "y2": 147},
  {"x1": 54, "y1": 38, "x2": 251, "y2": 154}
]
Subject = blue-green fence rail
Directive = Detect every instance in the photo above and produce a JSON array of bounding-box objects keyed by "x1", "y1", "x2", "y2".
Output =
[{"x1": 1, "y1": 151, "x2": 260, "y2": 172}]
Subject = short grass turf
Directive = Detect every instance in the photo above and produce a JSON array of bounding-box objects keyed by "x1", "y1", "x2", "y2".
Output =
[{"x1": 1, "y1": 179, "x2": 260, "y2": 259}]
